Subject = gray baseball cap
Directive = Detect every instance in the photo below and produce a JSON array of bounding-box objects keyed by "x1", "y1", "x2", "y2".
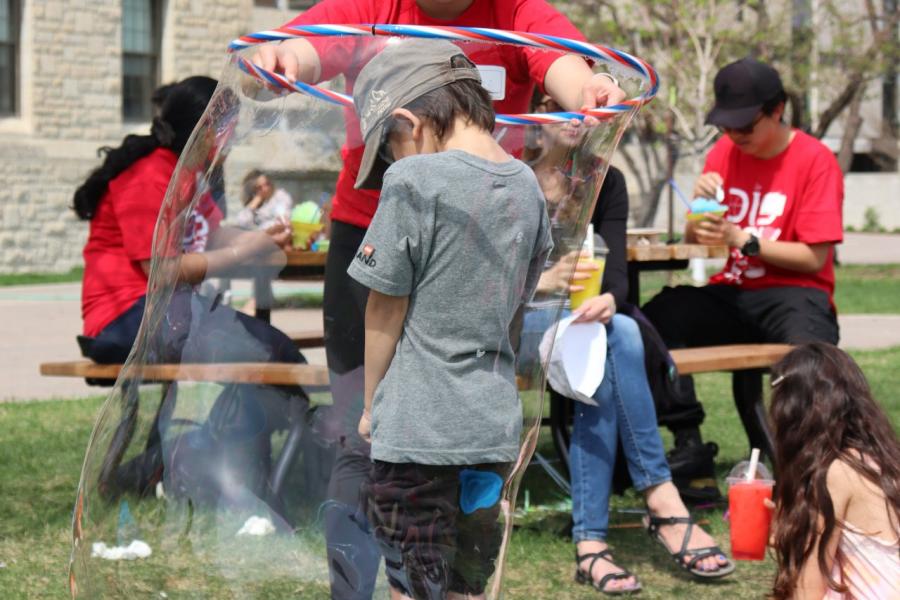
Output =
[{"x1": 353, "y1": 39, "x2": 482, "y2": 190}]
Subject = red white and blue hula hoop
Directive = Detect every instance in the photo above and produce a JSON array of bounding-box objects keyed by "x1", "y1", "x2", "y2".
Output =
[{"x1": 228, "y1": 24, "x2": 658, "y2": 125}]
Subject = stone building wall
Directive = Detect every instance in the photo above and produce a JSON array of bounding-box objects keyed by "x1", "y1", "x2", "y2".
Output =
[{"x1": 0, "y1": 0, "x2": 260, "y2": 274}]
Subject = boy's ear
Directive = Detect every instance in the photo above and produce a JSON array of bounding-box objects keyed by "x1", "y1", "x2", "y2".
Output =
[{"x1": 390, "y1": 108, "x2": 423, "y2": 140}]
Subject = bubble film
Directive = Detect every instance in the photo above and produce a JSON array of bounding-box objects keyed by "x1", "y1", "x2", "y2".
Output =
[{"x1": 69, "y1": 27, "x2": 654, "y2": 599}]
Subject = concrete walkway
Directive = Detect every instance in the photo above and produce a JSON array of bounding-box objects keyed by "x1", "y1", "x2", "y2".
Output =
[
  {"x1": 2, "y1": 245, "x2": 899, "y2": 401},
  {"x1": 0, "y1": 281, "x2": 325, "y2": 402},
  {"x1": 840, "y1": 232, "x2": 900, "y2": 264}
]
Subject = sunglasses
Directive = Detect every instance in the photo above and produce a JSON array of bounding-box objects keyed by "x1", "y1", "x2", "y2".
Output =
[{"x1": 720, "y1": 112, "x2": 764, "y2": 135}]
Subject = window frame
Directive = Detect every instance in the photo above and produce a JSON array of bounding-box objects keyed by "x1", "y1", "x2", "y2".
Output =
[
  {"x1": 0, "y1": 0, "x2": 20, "y2": 117},
  {"x1": 121, "y1": 0, "x2": 162, "y2": 123}
]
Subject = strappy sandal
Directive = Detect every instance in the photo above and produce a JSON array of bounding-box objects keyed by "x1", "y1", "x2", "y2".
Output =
[
  {"x1": 574, "y1": 549, "x2": 642, "y2": 596},
  {"x1": 644, "y1": 515, "x2": 736, "y2": 580}
]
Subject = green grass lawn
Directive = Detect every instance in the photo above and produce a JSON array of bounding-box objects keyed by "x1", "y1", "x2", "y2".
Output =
[
  {"x1": 638, "y1": 263, "x2": 900, "y2": 314},
  {"x1": 0, "y1": 268, "x2": 84, "y2": 287},
  {"x1": 1, "y1": 347, "x2": 897, "y2": 599}
]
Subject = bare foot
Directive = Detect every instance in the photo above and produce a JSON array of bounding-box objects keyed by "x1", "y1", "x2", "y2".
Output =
[
  {"x1": 575, "y1": 540, "x2": 639, "y2": 592},
  {"x1": 644, "y1": 482, "x2": 731, "y2": 573}
]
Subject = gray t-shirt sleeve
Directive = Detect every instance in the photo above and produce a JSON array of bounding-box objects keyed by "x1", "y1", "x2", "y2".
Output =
[
  {"x1": 521, "y1": 206, "x2": 553, "y2": 303},
  {"x1": 347, "y1": 172, "x2": 431, "y2": 296}
]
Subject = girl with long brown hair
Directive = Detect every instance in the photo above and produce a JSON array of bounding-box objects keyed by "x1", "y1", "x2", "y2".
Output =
[{"x1": 769, "y1": 342, "x2": 899, "y2": 599}]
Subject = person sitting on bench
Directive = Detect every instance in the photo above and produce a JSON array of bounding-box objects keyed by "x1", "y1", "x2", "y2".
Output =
[
  {"x1": 642, "y1": 58, "x2": 843, "y2": 499},
  {"x1": 72, "y1": 76, "x2": 307, "y2": 505},
  {"x1": 518, "y1": 95, "x2": 734, "y2": 595}
]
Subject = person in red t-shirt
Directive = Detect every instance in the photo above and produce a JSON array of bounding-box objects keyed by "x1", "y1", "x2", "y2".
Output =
[
  {"x1": 251, "y1": 2, "x2": 626, "y2": 596},
  {"x1": 73, "y1": 77, "x2": 305, "y2": 506},
  {"x1": 642, "y1": 59, "x2": 843, "y2": 497}
]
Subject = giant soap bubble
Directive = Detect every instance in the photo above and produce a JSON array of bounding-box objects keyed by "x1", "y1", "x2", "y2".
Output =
[{"x1": 68, "y1": 26, "x2": 657, "y2": 599}]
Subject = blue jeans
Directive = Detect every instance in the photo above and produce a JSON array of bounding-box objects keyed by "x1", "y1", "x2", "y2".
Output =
[{"x1": 519, "y1": 310, "x2": 671, "y2": 542}]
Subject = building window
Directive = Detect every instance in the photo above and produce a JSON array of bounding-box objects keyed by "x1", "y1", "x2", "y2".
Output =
[
  {"x1": 0, "y1": 0, "x2": 19, "y2": 116},
  {"x1": 122, "y1": 0, "x2": 161, "y2": 122}
]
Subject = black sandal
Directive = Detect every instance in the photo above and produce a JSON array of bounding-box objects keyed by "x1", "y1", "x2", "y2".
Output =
[
  {"x1": 574, "y1": 549, "x2": 642, "y2": 596},
  {"x1": 645, "y1": 515, "x2": 736, "y2": 580}
]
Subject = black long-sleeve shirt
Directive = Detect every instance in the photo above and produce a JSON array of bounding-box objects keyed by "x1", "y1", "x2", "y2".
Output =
[{"x1": 592, "y1": 165, "x2": 629, "y2": 307}]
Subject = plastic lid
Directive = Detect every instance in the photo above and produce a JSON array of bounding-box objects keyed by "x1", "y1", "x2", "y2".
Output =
[
  {"x1": 291, "y1": 201, "x2": 321, "y2": 224},
  {"x1": 726, "y1": 460, "x2": 774, "y2": 486}
]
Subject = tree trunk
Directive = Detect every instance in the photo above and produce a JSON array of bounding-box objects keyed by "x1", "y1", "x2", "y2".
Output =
[
  {"x1": 638, "y1": 176, "x2": 671, "y2": 228},
  {"x1": 837, "y1": 90, "x2": 864, "y2": 172}
]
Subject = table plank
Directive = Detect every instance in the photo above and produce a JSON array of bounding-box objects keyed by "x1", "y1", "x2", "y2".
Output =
[
  {"x1": 671, "y1": 344, "x2": 792, "y2": 374},
  {"x1": 626, "y1": 244, "x2": 728, "y2": 261},
  {"x1": 40, "y1": 360, "x2": 330, "y2": 387},
  {"x1": 286, "y1": 250, "x2": 327, "y2": 267}
]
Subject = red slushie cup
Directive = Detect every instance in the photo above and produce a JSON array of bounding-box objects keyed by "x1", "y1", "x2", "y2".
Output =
[{"x1": 727, "y1": 477, "x2": 774, "y2": 560}]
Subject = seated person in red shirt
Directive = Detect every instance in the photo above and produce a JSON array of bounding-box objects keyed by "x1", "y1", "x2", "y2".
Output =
[
  {"x1": 642, "y1": 59, "x2": 843, "y2": 495},
  {"x1": 73, "y1": 76, "x2": 306, "y2": 504}
]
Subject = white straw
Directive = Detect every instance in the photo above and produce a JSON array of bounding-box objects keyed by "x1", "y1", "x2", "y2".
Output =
[
  {"x1": 746, "y1": 448, "x2": 760, "y2": 482},
  {"x1": 586, "y1": 223, "x2": 594, "y2": 256}
]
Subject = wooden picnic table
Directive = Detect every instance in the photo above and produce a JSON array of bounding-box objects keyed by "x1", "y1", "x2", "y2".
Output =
[
  {"x1": 625, "y1": 243, "x2": 729, "y2": 306},
  {"x1": 280, "y1": 243, "x2": 728, "y2": 281},
  {"x1": 269, "y1": 245, "x2": 729, "y2": 310}
]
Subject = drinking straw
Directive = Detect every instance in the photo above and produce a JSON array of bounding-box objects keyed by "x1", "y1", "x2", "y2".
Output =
[
  {"x1": 746, "y1": 447, "x2": 761, "y2": 482},
  {"x1": 586, "y1": 223, "x2": 595, "y2": 256},
  {"x1": 667, "y1": 178, "x2": 693, "y2": 210}
]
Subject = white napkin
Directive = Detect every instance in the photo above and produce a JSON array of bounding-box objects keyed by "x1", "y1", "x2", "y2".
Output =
[
  {"x1": 236, "y1": 515, "x2": 276, "y2": 537},
  {"x1": 538, "y1": 314, "x2": 606, "y2": 405},
  {"x1": 91, "y1": 540, "x2": 152, "y2": 561}
]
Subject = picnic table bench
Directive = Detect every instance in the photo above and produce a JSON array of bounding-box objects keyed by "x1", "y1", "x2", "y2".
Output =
[
  {"x1": 41, "y1": 327, "x2": 789, "y2": 491},
  {"x1": 547, "y1": 343, "x2": 790, "y2": 479}
]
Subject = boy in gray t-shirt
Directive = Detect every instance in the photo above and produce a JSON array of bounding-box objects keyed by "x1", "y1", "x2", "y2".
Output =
[{"x1": 348, "y1": 40, "x2": 552, "y2": 599}]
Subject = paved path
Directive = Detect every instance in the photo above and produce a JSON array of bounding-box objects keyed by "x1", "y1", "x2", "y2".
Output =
[
  {"x1": 0, "y1": 281, "x2": 325, "y2": 402},
  {"x1": 840, "y1": 232, "x2": 900, "y2": 264},
  {"x1": 2, "y1": 277, "x2": 899, "y2": 402}
]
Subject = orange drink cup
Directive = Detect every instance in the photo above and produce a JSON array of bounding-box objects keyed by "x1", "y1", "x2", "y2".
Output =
[
  {"x1": 727, "y1": 479, "x2": 774, "y2": 560},
  {"x1": 569, "y1": 254, "x2": 606, "y2": 310}
]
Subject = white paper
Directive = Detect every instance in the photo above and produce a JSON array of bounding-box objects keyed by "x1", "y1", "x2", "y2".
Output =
[
  {"x1": 538, "y1": 314, "x2": 606, "y2": 404},
  {"x1": 91, "y1": 540, "x2": 152, "y2": 561}
]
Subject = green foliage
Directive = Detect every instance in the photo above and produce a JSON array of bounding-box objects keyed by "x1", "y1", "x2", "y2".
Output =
[
  {"x1": 557, "y1": 0, "x2": 900, "y2": 223},
  {"x1": 862, "y1": 206, "x2": 885, "y2": 233}
]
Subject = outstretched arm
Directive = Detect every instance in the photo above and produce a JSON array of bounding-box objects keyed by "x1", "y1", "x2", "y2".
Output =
[
  {"x1": 544, "y1": 54, "x2": 626, "y2": 112},
  {"x1": 359, "y1": 290, "x2": 409, "y2": 441}
]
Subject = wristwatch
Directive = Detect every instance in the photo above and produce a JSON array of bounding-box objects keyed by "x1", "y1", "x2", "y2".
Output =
[{"x1": 740, "y1": 233, "x2": 760, "y2": 257}]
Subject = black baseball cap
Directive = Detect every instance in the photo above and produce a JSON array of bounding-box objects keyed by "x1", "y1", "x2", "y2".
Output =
[{"x1": 705, "y1": 58, "x2": 784, "y2": 129}]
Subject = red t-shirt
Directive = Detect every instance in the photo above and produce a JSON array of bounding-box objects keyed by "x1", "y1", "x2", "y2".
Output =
[
  {"x1": 82, "y1": 148, "x2": 223, "y2": 336},
  {"x1": 704, "y1": 130, "x2": 844, "y2": 302},
  {"x1": 284, "y1": 0, "x2": 586, "y2": 228}
]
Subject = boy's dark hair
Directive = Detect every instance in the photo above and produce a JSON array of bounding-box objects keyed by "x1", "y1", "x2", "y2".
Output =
[{"x1": 402, "y1": 55, "x2": 495, "y2": 141}]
